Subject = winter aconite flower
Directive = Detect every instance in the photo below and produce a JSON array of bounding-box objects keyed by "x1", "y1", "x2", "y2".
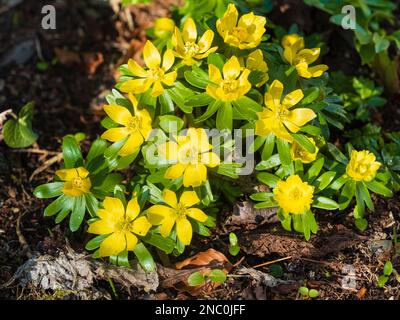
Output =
[
  {"x1": 282, "y1": 34, "x2": 328, "y2": 78},
  {"x1": 121, "y1": 41, "x2": 177, "y2": 97},
  {"x1": 154, "y1": 18, "x2": 175, "y2": 39},
  {"x1": 147, "y1": 189, "x2": 208, "y2": 245},
  {"x1": 274, "y1": 175, "x2": 314, "y2": 215},
  {"x1": 255, "y1": 80, "x2": 316, "y2": 142},
  {"x1": 217, "y1": 4, "x2": 266, "y2": 49},
  {"x1": 88, "y1": 196, "x2": 152, "y2": 257},
  {"x1": 172, "y1": 18, "x2": 218, "y2": 66},
  {"x1": 291, "y1": 138, "x2": 319, "y2": 163},
  {"x1": 157, "y1": 128, "x2": 220, "y2": 187},
  {"x1": 55, "y1": 167, "x2": 91, "y2": 197},
  {"x1": 346, "y1": 150, "x2": 381, "y2": 182},
  {"x1": 246, "y1": 49, "x2": 269, "y2": 87},
  {"x1": 206, "y1": 56, "x2": 251, "y2": 102},
  {"x1": 101, "y1": 93, "x2": 152, "y2": 157}
]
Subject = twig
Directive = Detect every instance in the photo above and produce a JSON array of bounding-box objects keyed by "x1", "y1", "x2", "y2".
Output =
[
  {"x1": 232, "y1": 256, "x2": 245, "y2": 268},
  {"x1": 11, "y1": 148, "x2": 60, "y2": 156},
  {"x1": 252, "y1": 256, "x2": 292, "y2": 269},
  {"x1": 16, "y1": 211, "x2": 33, "y2": 259},
  {"x1": 29, "y1": 153, "x2": 63, "y2": 181}
]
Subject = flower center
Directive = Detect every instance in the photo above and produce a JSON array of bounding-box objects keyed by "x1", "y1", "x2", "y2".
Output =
[
  {"x1": 221, "y1": 79, "x2": 239, "y2": 94},
  {"x1": 229, "y1": 27, "x2": 248, "y2": 40},
  {"x1": 127, "y1": 117, "x2": 139, "y2": 132},
  {"x1": 184, "y1": 41, "x2": 199, "y2": 57},
  {"x1": 116, "y1": 218, "x2": 132, "y2": 232},
  {"x1": 289, "y1": 187, "x2": 302, "y2": 201},
  {"x1": 175, "y1": 203, "x2": 187, "y2": 218},
  {"x1": 72, "y1": 177, "x2": 83, "y2": 189},
  {"x1": 149, "y1": 67, "x2": 164, "y2": 80}
]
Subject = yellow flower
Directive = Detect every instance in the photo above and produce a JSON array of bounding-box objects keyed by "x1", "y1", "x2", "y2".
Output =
[
  {"x1": 282, "y1": 34, "x2": 329, "y2": 78},
  {"x1": 246, "y1": 49, "x2": 269, "y2": 87},
  {"x1": 206, "y1": 56, "x2": 251, "y2": 102},
  {"x1": 101, "y1": 93, "x2": 152, "y2": 157},
  {"x1": 172, "y1": 18, "x2": 218, "y2": 66},
  {"x1": 217, "y1": 4, "x2": 266, "y2": 49},
  {"x1": 56, "y1": 167, "x2": 91, "y2": 197},
  {"x1": 120, "y1": 41, "x2": 177, "y2": 97},
  {"x1": 158, "y1": 128, "x2": 220, "y2": 187},
  {"x1": 154, "y1": 17, "x2": 175, "y2": 39},
  {"x1": 291, "y1": 138, "x2": 319, "y2": 163},
  {"x1": 346, "y1": 150, "x2": 381, "y2": 182},
  {"x1": 255, "y1": 80, "x2": 316, "y2": 143},
  {"x1": 147, "y1": 189, "x2": 208, "y2": 245},
  {"x1": 273, "y1": 175, "x2": 314, "y2": 215},
  {"x1": 88, "y1": 196, "x2": 152, "y2": 257}
]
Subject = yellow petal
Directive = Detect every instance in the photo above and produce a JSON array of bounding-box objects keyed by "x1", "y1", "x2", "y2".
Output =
[
  {"x1": 99, "y1": 232, "x2": 126, "y2": 257},
  {"x1": 200, "y1": 152, "x2": 220, "y2": 168},
  {"x1": 55, "y1": 168, "x2": 79, "y2": 181},
  {"x1": 118, "y1": 131, "x2": 144, "y2": 156},
  {"x1": 103, "y1": 105, "x2": 134, "y2": 124},
  {"x1": 160, "y1": 216, "x2": 176, "y2": 237},
  {"x1": 62, "y1": 182, "x2": 85, "y2": 197},
  {"x1": 103, "y1": 197, "x2": 125, "y2": 219},
  {"x1": 172, "y1": 27, "x2": 185, "y2": 50},
  {"x1": 143, "y1": 40, "x2": 161, "y2": 68},
  {"x1": 183, "y1": 164, "x2": 207, "y2": 187},
  {"x1": 158, "y1": 141, "x2": 179, "y2": 161},
  {"x1": 216, "y1": 4, "x2": 238, "y2": 38},
  {"x1": 126, "y1": 197, "x2": 140, "y2": 221},
  {"x1": 176, "y1": 217, "x2": 192, "y2": 245},
  {"x1": 187, "y1": 128, "x2": 212, "y2": 153},
  {"x1": 88, "y1": 220, "x2": 114, "y2": 235},
  {"x1": 308, "y1": 64, "x2": 329, "y2": 77},
  {"x1": 131, "y1": 216, "x2": 152, "y2": 236},
  {"x1": 282, "y1": 89, "x2": 304, "y2": 108},
  {"x1": 194, "y1": 46, "x2": 218, "y2": 59},
  {"x1": 128, "y1": 59, "x2": 147, "y2": 77},
  {"x1": 265, "y1": 80, "x2": 283, "y2": 109},
  {"x1": 295, "y1": 62, "x2": 312, "y2": 78},
  {"x1": 162, "y1": 49, "x2": 175, "y2": 71},
  {"x1": 209, "y1": 64, "x2": 222, "y2": 84},
  {"x1": 186, "y1": 208, "x2": 208, "y2": 222},
  {"x1": 198, "y1": 30, "x2": 214, "y2": 53},
  {"x1": 125, "y1": 232, "x2": 138, "y2": 251},
  {"x1": 180, "y1": 191, "x2": 200, "y2": 208},
  {"x1": 151, "y1": 80, "x2": 164, "y2": 97},
  {"x1": 76, "y1": 167, "x2": 90, "y2": 178},
  {"x1": 165, "y1": 163, "x2": 186, "y2": 179},
  {"x1": 296, "y1": 48, "x2": 320, "y2": 65},
  {"x1": 162, "y1": 71, "x2": 177, "y2": 86},
  {"x1": 283, "y1": 108, "x2": 316, "y2": 132},
  {"x1": 147, "y1": 205, "x2": 175, "y2": 225},
  {"x1": 101, "y1": 127, "x2": 129, "y2": 142},
  {"x1": 120, "y1": 78, "x2": 153, "y2": 94},
  {"x1": 223, "y1": 56, "x2": 241, "y2": 80},
  {"x1": 163, "y1": 189, "x2": 178, "y2": 208},
  {"x1": 182, "y1": 18, "x2": 197, "y2": 43},
  {"x1": 247, "y1": 49, "x2": 268, "y2": 72},
  {"x1": 128, "y1": 93, "x2": 138, "y2": 109}
]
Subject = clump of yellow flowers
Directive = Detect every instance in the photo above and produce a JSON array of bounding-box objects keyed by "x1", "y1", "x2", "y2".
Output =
[{"x1": 34, "y1": 3, "x2": 393, "y2": 270}]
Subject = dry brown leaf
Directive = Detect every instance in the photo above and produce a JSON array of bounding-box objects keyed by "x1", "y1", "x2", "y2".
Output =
[
  {"x1": 356, "y1": 287, "x2": 367, "y2": 300},
  {"x1": 83, "y1": 52, "x2": 104, "y2": 75},
  {"x1": 54, "y1": 48, "x2": 81, "y2": 65}
]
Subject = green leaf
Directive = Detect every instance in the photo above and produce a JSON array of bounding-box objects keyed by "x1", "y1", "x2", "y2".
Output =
[
  {"x1": 229, "y1": 232, "x2": 238, "y2": 246},
  {"x1": 355, "y1": 218, "x2": 368, "y2": 231},
  {"x1": 373, "y1": 33, "x2": 390, "y2": 53},
  {"x1": 44, "y1": 195, "x2": 72, "y2": 217},
  {"x1": 208, "y1": 269, "x2": 227, "y2": 284},
  {"x1": 207, "y1": 53, "x2": 225, "y2": 70},
  {"x1": 69, "y1": 196, "x2": 86, "y2": 232},
  {"x1": 167, "y1": 83, "x2": 194, "y2": 113},
  {"x1": 256, "y1": 154, "x2": 281, "y2": 170},
  {"x1": 276, "y1": 139, "x2": 291, "y2": 165},
  {"x1": 358, "y1": 182, "x2": 374, "y2": 211},
  {"x1": 365, "y1": 180, "x2": 393, "y2": 197},
  {"x1": 378, "y1": 274, "x2": 388, "y2": 288},
  {"x1": 291, "y1": 134, "x2": 316, "y2": 153},
  {"x1": 194, "y1": 100, "x2": 221, "y2": 123},
  {"x1": 326, "y1": 143, "x2": 347, "y2": 164},
  {"x1": 313, "y1": 171, "x2": 336, "y2": 192},
  {"x1": 216, "y1": 102, "x2": 232, "y2": 130},
  {"x1": 298, "y1": 286, "x2": 309, "y2": 296},
  {"x1": 339, "y1": 180, "x2": 356, "y2": 210},
  {"x1": 309, "y1": 289, "x2": 319, "y2": 298},
  {"x1": 229, "y1": 245, "x2": 240, "y2": 256},
  {"x1": 3, "y1": 102, "x2": 38, "y2": 148},
  {"x1": 184, "y1": 66, "x2": 210, "y2": 89},
  {"x1": 250, "y1": 192, "x2": 274, "y2": 202},
  {"x1": 86, "y1": 138, "x2": 108, "y2": 163},
  {"x1": 313, "y1": 196, "x2": 339, "y2": 210},
  {"x1": 62, "y1": 136, "x2": 83, "y2": 168},
  {"x1": 85, "y1": 234, "x2": 110, "y2": 251},
  {"x1": 34, "y1": 182, "x2": 64, "y2": 199},
  {"x1": 305, "y1": 157, "x2": 324, "y2": 183},
  {"x1": 257, "y1": 172, "x2": 280, "y2": 188},
  {"x1": 85, "y1": 193, "x2": 99, "y2": 217},
  {"x1": 185, "y1": 93, "x2": 214, "y2": 107},
  {"x1": 159, "y1": 90, "x2": 174, "y2": 114},
  {"x1": 141, "y1": 233, "x2": 175, "y2": 254},
  {"x1": 158, "y1": 115, "x2": 184, "y2": 133},
  {"x1": 188, "y1": 271, "x2": 205, "y2": 286},
  {"x1": 261, "y1": 134, "x2": 275, "y2": 160},
  {"x1": 133, "y1": 243, "x2": 156, "y2": 272},
  {"x1": 383, "y1": 261, "x2": 393, "y2": 276},
  {"x1": 300, "y1": 87, "x2": 320, "y2": 105}
]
